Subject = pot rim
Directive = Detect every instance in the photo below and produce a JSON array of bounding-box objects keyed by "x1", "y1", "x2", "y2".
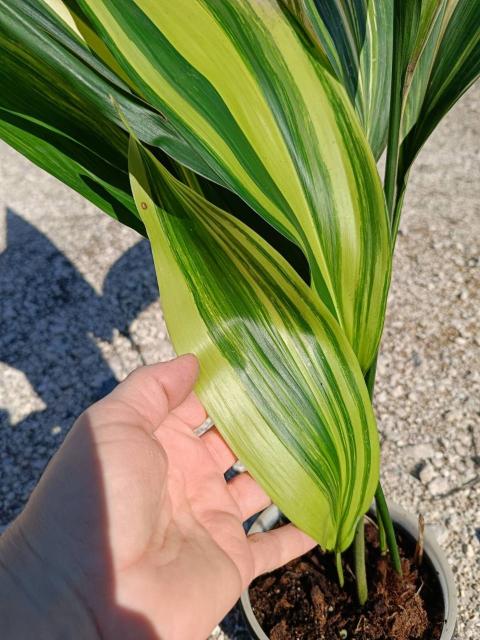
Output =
[{"x1": 240, "y1": 503, "x2": 457, "y2": 640}]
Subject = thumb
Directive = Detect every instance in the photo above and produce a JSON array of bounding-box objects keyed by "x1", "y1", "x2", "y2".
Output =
[{"x1": 104, "y1": 354, "x2": 200, "y2": 432}]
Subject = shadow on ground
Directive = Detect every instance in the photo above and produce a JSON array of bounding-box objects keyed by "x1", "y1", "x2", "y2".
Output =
[{"x1": 0, "y1": 209, "x2": 158, "y2": 523}]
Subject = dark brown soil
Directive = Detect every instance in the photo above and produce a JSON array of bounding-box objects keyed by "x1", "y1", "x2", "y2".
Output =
[{"x1": 249, "y1": 520, "x2": 444, "y2": 640}]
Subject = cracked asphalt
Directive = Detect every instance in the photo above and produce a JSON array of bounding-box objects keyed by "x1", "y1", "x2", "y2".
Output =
[{"x1": 1, "y1": 84, "x2": 479, "y2": 638}]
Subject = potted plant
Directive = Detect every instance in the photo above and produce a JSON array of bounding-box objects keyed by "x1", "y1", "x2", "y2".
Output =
[
  {"x1": 0, "y1": 1, "x2": 477, "y2": 638},
  {"x1": 240, "y1": 505, "x2": 457, "y2": 639}
]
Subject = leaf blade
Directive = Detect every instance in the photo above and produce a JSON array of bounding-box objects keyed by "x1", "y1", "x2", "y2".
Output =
[
  {"x1": 281, "y1": 0, "x2": 394, "y2": 159},
  {"x1": 0, "y1": 0, "x2": 225, "y2": 234},
  {"x1": 129, "y1": 137, "x2": 380, "y2": 551},
  {"x1": 403, "y1": 0, "x2": 480, "y2": 162}
]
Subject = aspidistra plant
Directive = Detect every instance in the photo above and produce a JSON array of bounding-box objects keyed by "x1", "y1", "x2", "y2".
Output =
[{"x1": 0, "y1": 0, "x2": 478, "y2": 602}]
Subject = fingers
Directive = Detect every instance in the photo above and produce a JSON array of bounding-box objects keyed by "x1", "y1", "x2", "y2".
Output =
[
  {"x1": 202, "y1": 427, "x2": 237, "y2": 472},
  {"x1": 105, "y1": 354, "x2": 199, "y2": 432},
  {"x1": 227, "y1": 473, "x2": 271, "y2": 520},
  {"x1": 248, "y1": 524, "x2": 317, "y2": 579}
]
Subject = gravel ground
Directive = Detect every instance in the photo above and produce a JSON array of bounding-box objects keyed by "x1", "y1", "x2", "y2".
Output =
[{"x1": 0, "y1": 84, "x2": 479, "y2": 638}]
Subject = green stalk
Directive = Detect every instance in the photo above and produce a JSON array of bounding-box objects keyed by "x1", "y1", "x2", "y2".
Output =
[
  {"x1": 383, "y1": 92, "x2": 402, "y2": 219},
  {"x1": 375, "y1": 484, "x2": 402, "y2": 574},
  {"x1": 351, "y1": 357, "x2": 378, "y2": 604},
  {"x1": 335, "y1": 551, "x2": 345, "y2": 588},
  {"x1": 391, "y1": 181, "x2": 408, "y2": 247},
  {"x1": 364, "y1": 357, "x2": 402, "y2": 574},
  {"x1": 374, "y1": 2, "x2": 414, "y2": 577},
  {"x1": 383, "y1": 81, "x2": 402, "y2": 217},
  {"x1": 377, "y1": 509, "x2": 388, "y2": 555},
  {"x1": 384, "y1": 0, "x2": 407, "y2": 220},
  {"x1": 354, "y1": 517, "x2": 368, "y2": 605}
]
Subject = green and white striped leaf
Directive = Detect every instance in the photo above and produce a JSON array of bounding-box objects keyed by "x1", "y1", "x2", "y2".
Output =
[
  {"x1": 385, "y1": 0, "x2": 479, "y2": 235},
  {"x1": 402, "y1": 0, "x2": 480, "y2": 164},
  {"x1": 129, "y1": 136, "x2": 380, "y2": 552},
  {"x1": 0, "y1": 0, "x2": 139, "y2": 231},
  {"x1": 66, "y1": 0, "x2": 392, "y2": 373},
  {"x1": 399, "y1": 0, "x2": 459, "y2": 144},
  {"x1": 0, "y1": 0, "x2": 225, "y2": 234},
  {"x1": 280, "y1": 0, "x2": 393, "y2": 159}
]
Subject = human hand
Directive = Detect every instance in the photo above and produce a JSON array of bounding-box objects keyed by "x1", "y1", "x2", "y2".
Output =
[{"x1": 0, "y1": 355, "x2": 315, "y2": 639}]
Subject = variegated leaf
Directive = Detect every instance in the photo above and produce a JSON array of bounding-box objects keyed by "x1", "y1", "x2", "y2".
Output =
[
  {"x1": 402, "y1": 0, "x2": 480, "y2": 162},
  {"x1": 400, "y1": 0, "x2": 460, "y2": 143},
  {"x1": 0, "y1": 0, "x2": 223, "y2": 235},
  {"x1": 67, "y1": 0, "x2": 392, "y2": 374},
  {"x1": 129, "y1": 136, "x2": 380, "y2": 552},
  {"x1": 280, "y1": 0, "x2": 393, "y2": 160},
  {"x1": 386, "y1": 0, "x2": 479, "y2": 235}
]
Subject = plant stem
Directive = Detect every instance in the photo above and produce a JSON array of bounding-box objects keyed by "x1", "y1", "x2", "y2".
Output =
[
  {"x1": 364, "y1": 358, "x2": 402, "y2": 574},
  {"x1": 384, "y1": 1, "x2": 406, "y2": 221},
  {"x1": 364, "y1": 355, "x2": 378, "y2": 397},
  {"x1": 354, "y1": 517, "x2": 368, "y2": 605},
  {"x1": 391, "y1": 181, "x2": 407, "y2": 247},
  {"x1": 350, "y1": 357, "x2": 376, "y2": 605},
  {"x1": 383, "y1": 90, "x2": 402, "y2": 220},
  {"x1": 375, "y1": 484, "x2": 402, "y2": 574},
  {"x1": 361, "y1": 1, "x2": 408, "y2": 592},
  {"x1": 335, "y1": 552, "x2": 345, "y2": 588},
  {"x1": 377, "y1": 509, "x2": 388, "y2": 555}
]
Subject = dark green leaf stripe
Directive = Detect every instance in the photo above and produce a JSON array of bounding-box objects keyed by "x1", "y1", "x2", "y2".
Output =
[
  {"x1": 128, "y1": 136, "x2": 380, "y2": 551},
  {"x1": 281, "y1": 0, "x2": 393, "y2": 160},
  {"x1": 70, "y1": 0, "x2": 392, "y2": 373}
]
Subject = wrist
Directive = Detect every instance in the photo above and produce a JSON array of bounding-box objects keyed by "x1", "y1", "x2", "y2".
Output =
[{"x1": 0, "y1": 520, "x2": 101, "y2": 640}]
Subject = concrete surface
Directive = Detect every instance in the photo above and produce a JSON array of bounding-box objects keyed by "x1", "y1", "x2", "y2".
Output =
[{"x1": 0, "y1": 84, "x2": 478, "y2": 638}]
